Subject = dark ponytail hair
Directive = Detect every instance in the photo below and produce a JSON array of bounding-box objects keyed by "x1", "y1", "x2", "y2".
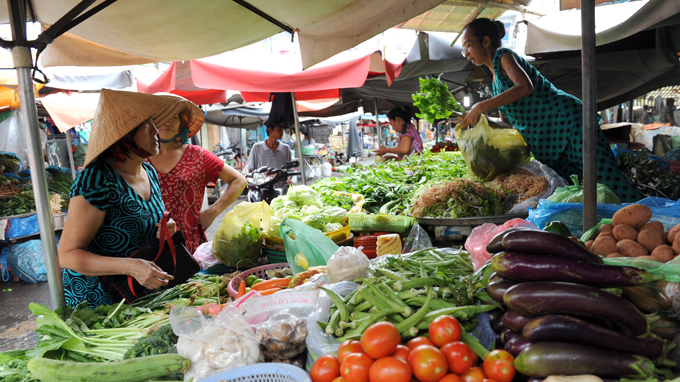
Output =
[
  {"x1": 388, "y1": 105, "x2": 416, "y2": 134},
  {"x1": 463, "y1": 18, "x2": 505, "y2": 50}
]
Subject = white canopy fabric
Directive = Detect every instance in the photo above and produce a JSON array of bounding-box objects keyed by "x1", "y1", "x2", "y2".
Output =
[
  {"x1": 0, "y1": 0, "x2": 445, "y2": 70},
  {"x1": 43, "y1": 66, "x2": 134, "y2": 90},
  {"x1": 525, "y1": 0, "x2": 680, "y2": 56}
]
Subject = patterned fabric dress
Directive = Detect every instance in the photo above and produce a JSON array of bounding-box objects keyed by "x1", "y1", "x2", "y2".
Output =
[
  {"x1": 399, "y1": 123, "x2": 423, "y2": 155},
  {"x1": 492, "y1": 47, "x2": 642, "y2": 202},
  {"x1": 64, "y1": 160, "x2": 165, "y2": 308},
  {"x1": 150, "y1": 145, "x2": 224, "y2": 254}
]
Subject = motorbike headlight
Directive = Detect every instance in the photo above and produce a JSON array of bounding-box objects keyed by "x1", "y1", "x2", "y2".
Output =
[{"x1": 251, "y1": 173, "x2": 267, "y2": 185}]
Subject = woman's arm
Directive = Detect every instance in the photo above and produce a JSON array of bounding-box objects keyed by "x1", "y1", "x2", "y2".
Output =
[
  {"x1": 460, "y1": 52, "x2": 534, "y2": 126},
  {"x1": 199, "y1": 165, "x2": 247, "y2": 229},
  {"x1": 58, "y1": 196, "x2": 173, "y2": 289},
  {"x1": 375, "y1": 136, "x2": 412, "y2": 156}
]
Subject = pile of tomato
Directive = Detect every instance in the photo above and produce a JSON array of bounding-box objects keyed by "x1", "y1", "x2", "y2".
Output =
[{"x1": 309, "y1": 315, "x2": 516, "y2": 382}]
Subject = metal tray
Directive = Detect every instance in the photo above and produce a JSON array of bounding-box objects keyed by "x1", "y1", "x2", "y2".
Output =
[{"x1": 416, "y1": 213, "x2": 529, "y2": 242}]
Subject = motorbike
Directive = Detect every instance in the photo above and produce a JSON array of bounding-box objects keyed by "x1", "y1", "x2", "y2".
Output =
[{"x1": 245, "y1": 160, "x2": 301, "y2": 203}]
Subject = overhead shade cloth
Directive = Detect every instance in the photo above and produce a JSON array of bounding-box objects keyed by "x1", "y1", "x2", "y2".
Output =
[
  {"x1": 18, "y1": 0, "x2": 445, "y2": 70},
  {"x1": 42, "y1": 66, "x2": 134, "y2": 91},
  {"x1": 40, "y1": 91, "x2": 99, "y2": 132}
]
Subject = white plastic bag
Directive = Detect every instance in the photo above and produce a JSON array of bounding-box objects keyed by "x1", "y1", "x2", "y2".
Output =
[
  {"x1": 0, "y1": 110, "x2": 46, "y2": 169},
  {"x1": 505, "y1": 160, "x2": 567, "y2": 215},
  {"x1": 193, "y1": 241, "x2": 221, "y2": 270},
  {"x1": 170, "y1": 305, "x2": 262, "y2": 381},
  {"x1": 326, "y1": 246, "x2": 369, "y2": 283}
]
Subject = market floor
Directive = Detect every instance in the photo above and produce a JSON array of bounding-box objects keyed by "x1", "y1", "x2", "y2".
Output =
[{"x1": 0, "y1": 158, "x2": 374, "y2": 352}]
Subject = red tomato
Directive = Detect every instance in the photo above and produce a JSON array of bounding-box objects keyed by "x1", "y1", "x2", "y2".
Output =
[
  {"x1": 311, "y1": 355, "x2": 341, "y2": 382},
  {"x1": 482, "y1": 379, "x2": 498, "y2": 382},
  {"x1": 338, "y1": 340, "x2": 366, "y2": 364},
  {"x1": 368, "y1": 356, "x2": 412, "y2": 382},
  {"x1": 470, "y1": 350, "x2": 479, "y2": 366},
  {"x1": 460, "y1": 367, "x2": 486, "y2": 382},
  {"x1": 361, "y1": 321, "x2": 401, "y2": 359},
  {"x1": 331, "y1": 378, "x2": 347, "y2": 382},
  {"x1": 392, "y1": 345, "x2": 411, "y2": 362},
  {"x1": 429, "y1": 315, "x2": 462, "y2": 347},
  {"x1": 439, "y1": 375, "x2": 463, "y2": 382},
  {"x1": 406, "y1": 336, "x2": 434, "y2": 350},
  {"x1": 440, "y1": 341, "x2": 474, "y2": 374},
  {"x1": 483, "y1": 360, "x2": 515, "y2": 382},
  {"x1": 341, "y1": 352, "x2": 374, "y2": 382},
  {"x1": 408, "y1": 345, "x2": 448, "y2": 382},
  {"x1": 483, "y1": 350, "x2": 514, "y2": 365}
]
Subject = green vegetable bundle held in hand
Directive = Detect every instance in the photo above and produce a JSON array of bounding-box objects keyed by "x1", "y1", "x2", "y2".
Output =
[{"x1": 412, "y1": 75, "x2": 465, "y2": 125}]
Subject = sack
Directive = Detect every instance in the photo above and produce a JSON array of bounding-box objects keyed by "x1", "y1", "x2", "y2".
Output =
[
  {"x1": 8, "y1": 240, "x2": 48, "y2": 283},
  {"x1": 213, "y1": 201, "x2": 271, "y2": 269},
  {"x1": 454, "y1": 115, "x2": 531, "y2": 180},
  {"x1": 101, "y1": 211, "x2": 200, "y2": 303},
  {"x1": 547, "y1": 174, "x2": 621, "y2": 205},
  {"x1": 504, "y1": 161, "x2": 567, "y2": 214},
  {"x1": 281, "y1": 218, "x2": 338, "y2": 275}
]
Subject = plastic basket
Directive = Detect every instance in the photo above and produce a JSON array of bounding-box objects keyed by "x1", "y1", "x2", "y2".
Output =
[
  {"x1": 301, "y1": 146, "x2": 316, "y2": 155},
  {"x1": 263, "y1": 224, "x2": 350, "y2": 246},
  {"x1": 262, "y1": 246, "x2": 287, "y2": 263},
  {"x1": 197, "y1": 363, "x2": 311, "y2": 382},
  {"x1": 227, "y1": 262, "x2": 290, "y2": 298},
  {"x1": 354, "y1": 233, "x2": 402, "y2": 259},
  {"x1": 349, "y1": 214, "x2": 415, "y2": 234}
]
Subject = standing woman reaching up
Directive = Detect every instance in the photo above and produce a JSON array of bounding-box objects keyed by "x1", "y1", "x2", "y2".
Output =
[{"x1": 458, "y1": 18, "x2": 641, "y2": 202}]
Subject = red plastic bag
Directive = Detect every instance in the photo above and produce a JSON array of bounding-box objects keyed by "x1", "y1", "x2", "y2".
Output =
[{"x1": 465, "y1": 218, "x2": 537, "y2": 270}]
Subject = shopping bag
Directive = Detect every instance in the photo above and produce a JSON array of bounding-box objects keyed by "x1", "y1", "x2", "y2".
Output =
[
  {"x1": 547, "y1": 174, "x2": 621, "y2": 205},
  {"x1": 281, "y1": 218, "x2": 338, "y2": 275},
  {"x1": 454, "y1": 114, "x2": 531, "y2": 180},
  {"x1": 212, "y1": 201, "x2": 272, "y2": 269}
]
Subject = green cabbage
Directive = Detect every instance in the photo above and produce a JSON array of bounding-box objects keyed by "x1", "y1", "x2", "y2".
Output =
[
  {"x1": 288, "y1": 185, "x2": 323, "y2": 208},
  {"x1": 325, "y1": 222, "x2": 344, "y2": 233},
  {"x1": 320, "y1": 207, "x2": 349, "y2": 224},
  {"x1": 300, "y1": 205, "x2": 321, "y2": 216},
  {"x1": 302, "y1": 214, "x2": 326, "y2": 231},
  {"x1": 270, "y1": 195, "x2": 298, "y2": 210}
]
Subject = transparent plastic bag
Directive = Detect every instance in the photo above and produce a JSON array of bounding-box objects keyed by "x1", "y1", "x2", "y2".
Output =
[
  {"x1": 504, "y1": 161, "x2": 567, "y2": 214},
  {"x1": 8, "y1": 240, "x2": 48, "y2": 283},
  {"x1": 402, "y1": 223, "x2": 432, "y2": 254},
  {"x1": 465, "y1": 218, "x2": 538, "y2": 270},
  {"x1": 547, "y1": 174, "x2": 621, "y2": 205},
  {"x1": 193, "y1": 241, "x2": 221, "y2": 270},
  {"x1": 454, "y1": 115, "x2": 531, "y2": 180},
  {"x1": 244, "y1": 290, "x2": 319, "y2": 365},
  {"x1": 327, "y1": 246, "x2": 369, "y2": 283},
  {"x1": 169, "y1": 304, "x2": 262, "y2": 382},
  {"x1": 305, "y1": 281, "x2": 358, "y2": 372},
  {"x1": 212, "y1": 201, "x2": 271, "y2": 269}
]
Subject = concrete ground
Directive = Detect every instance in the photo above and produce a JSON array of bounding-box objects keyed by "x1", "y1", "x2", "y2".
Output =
[{"x1": 0, "y1": 155, "x2": 375, "y2": 352}]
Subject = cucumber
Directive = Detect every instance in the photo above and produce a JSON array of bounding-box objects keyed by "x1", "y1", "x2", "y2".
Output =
[{"x1": 27, "y1": 354, "x2": 189, "y2": 382}]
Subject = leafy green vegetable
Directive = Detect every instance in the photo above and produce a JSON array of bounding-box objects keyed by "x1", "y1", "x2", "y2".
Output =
[
  {"x1": 410, "y1": 179, "x2": 505, "y2": 218},
  {"x1": 0, "y1": 153, "x2": 20, "y2": 173},
  {"x1": 286, "y1": 185, "x2": 323, "y2": 208},
  {"x1": 123, "y1": 325, "x2": 177, "y2": 359},
  {"x1": 0, "y1": 190, "x2": 36, "y2": 216},
  {"x1": 547, "y1": 174, "x2": 621, "y2": 205},
  {"x1": 213, "y1": 222, "x2": 262, "y2": 268},
  {"x1": 617, "y1": 150, "x2": 680, "y2": 200},
  {"x1": 0, "y1": 358, "x2": 39, "y2": 382},
  {"x1": 412, "y1": 75, "x2": 465, "y2": 125}
]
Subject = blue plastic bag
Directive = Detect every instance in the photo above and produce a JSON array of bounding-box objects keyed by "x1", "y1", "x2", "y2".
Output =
[
  {"x1": 5, "y1": 214, "x2": 40, "y2": 239},
  {"x1": 8, "y1": 240, "x2": 49, "y2": 283},
  {"x1": 527, "y1": 197, "x2": 680, "y2": 238},
  {"x1": 0, "y1": 246, "x2": 10, "y2": 282}
]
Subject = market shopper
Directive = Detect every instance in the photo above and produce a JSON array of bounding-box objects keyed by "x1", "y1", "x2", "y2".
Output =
[
  {"x1": 148, "y1": 94, "x2": 246, "y2": 255},
  {"x1": 458, "y1": 18, "x2": 642, "y2": 203},
  {"x1": 58, "y1": 90, "x2": 180, "y2": 308},
  {"x1": 245, "y1": 122, "x2": 293, "y2": 190},
  {"x1": 374, "y1": 105, "x2": 423, "y2": 160}
]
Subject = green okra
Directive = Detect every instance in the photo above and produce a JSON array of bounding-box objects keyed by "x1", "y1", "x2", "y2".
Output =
[
  {"x1": 326, "y1": 310, "x2": 341, "y2": 336},
  {"x1": 320, "y1": 287, "x2": 350, "y2": 323},
  {"x1": 396, "y1": 287, "x2": 433, "y2": 333}
]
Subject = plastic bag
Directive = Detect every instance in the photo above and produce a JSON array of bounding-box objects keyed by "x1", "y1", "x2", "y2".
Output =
[
  {"x1": 193, "y1": 241, "x2": 221, "y2": 270},
  {"x1": 244, "y1": 290, "x2": 319, "y2": 365},
  {"x1": 281, "y1": 218, "x2": 338, "y2": 275},
  {"x1": 527, "y1": 197, "x2": 680, "y2": 238},
  {"x1": 169, "y1": 304, "x2": 262, "y2": 382},
  {"x1": 327, "y1": 247, "x2": 369, "y2": 283},
  {"x1": 547, "y1": 174, "x2": 621, "y2": 205},
  {"x1": 465, "y1": 218, "x2": 538, "y2": 271},
  {"x1": 454, "y1": 114, "x2": 531, "y2": 180},
  {"x1": 580, "y1": 218, "x2": 613, "y2": 242},
  {"x1": 5, "y1": 214, "x2": 40, "y2": 239},
  {"x1": 0, "y1": 110, "x2": 46, "y2": 170},
  {"x1": 305, "y1": 281, "x2": 358, "y2": 372},
  {"x1": 212, "y1": 201, "x2": 271, "y2": 269},
  {"x1": 504, "y1": 161, "x2": 567, "y2": 214},
  {"x1": 402, "y1": 223, "x2": 432, "y2": 254},
  {"x1": 603, "y1": 256, "x2": 680, "y2": 284},
  {"x1": 0, "y1": 246, "x2": 10, "y2": 282},
  {"x1": 8, "y1": 240, "x2": 48, "y2": 283}
]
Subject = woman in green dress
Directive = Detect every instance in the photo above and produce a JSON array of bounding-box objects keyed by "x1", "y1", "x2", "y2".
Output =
[{"x1": 458, "y1": 18, "x2": 642, "y2": 203}]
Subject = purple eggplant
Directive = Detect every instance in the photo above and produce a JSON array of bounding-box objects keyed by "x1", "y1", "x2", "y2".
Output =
[
  {"x1": 492, "y1": 251, "x2": 663, "y2": 287},
  {"x1": 486, "y1": 227, "x2": 535, "y2": 253},
  {"x1": 487, "y1": 273, "x2": 519, "y2": 303},
  {"x1": 504, "y1": 335, "x2": 532, "y2": 357},
  {"x1": 504, "y1": 282, "x2": 649, "y2": 336},
  {"x1": 502, "y1": 310, "x2": 536, "y2": 333},
  {"x1": 491, "y1": 313, "x2": 505, "y2": 333},
  {"x1": 500, "y1": 328, "x2": 519, "y2": 345},
  {"x1": 502, "y1": 230, "x2": 603, "y2": 264},
  {"x1": 514, "y1": 342, "x2": 655, "y2": 378},
  {"x1": 523, "y1": 315, "x2": 664, "y2": 359}
]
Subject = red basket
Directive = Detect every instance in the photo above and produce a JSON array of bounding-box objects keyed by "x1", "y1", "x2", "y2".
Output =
[
  {"x1": 227, "y1": 263, "x2": 290, "y2": 298},
  {"x1": 354, "y1": 232, "x2": 398, "y2": 259}
]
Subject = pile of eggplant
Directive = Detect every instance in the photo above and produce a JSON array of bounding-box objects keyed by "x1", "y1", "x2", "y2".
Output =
[{"x1": 486, "y1": 229, "x2": 677, "y2": 379}]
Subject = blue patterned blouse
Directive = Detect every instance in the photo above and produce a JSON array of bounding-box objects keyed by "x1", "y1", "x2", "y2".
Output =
[{"x1": 63, "y1": 160, "x2": 165, "y2": 308}]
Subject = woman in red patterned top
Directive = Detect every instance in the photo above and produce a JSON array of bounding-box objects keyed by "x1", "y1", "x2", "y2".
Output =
[{"x1": 148, "y1": 94, "x2": 247, "y2": 254}]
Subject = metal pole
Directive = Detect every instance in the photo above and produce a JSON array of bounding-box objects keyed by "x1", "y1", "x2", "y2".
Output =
[
  {"x1": 374, "y1": 99, "x2": 381, "y2": 148},
  {"x1": 628, "y1": 99, "x2": 634, "y2": 122},
  {"x1": 9, "y1": 0, "x2": 65, "y2": 311},
  {"x1": 64, "y1": 128, "x2": 77, "y2": 181},
  {"x1": 290, "y1": 92, "x2": 307, "y2": 185},
  {"x1": 581, "y1": 0, "x2": 597, "y2": 231}
]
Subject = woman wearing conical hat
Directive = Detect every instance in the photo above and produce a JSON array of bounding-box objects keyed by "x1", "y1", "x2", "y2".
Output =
[
  {"x1": 58, "y1": 89, "x2": 182, "y2": 308},
  {"x1": 148, "y1": 93, "x2": 246, "y2": 255}
]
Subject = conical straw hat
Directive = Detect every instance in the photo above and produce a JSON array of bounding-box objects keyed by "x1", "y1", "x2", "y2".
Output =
[
  {"x1": 84, "y1": 89, "x2": 182, "y2": 167},
  {"x1": 153, "y1": 93, "x2": 204, "y2": 138}
]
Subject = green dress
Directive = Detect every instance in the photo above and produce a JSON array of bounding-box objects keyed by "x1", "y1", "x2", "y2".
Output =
[{"x1": 492, "y1": 47, "x2": 642, "y2": 203}]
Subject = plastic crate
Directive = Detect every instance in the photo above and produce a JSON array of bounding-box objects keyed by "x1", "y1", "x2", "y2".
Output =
[
  {"x1": 198, "y1": 363, "x2": 311, "y2": 382},
  {"x1": 301, "y1": 146, "x2": 316, "y2": 155},
  {"x1": 263, "y1": 224, "x2": 350, "y2": 246},
  {"x1": 227, "y1": 262, "x2": 290, "y2": 298},
  {"x1": 349, "y1": 214, "x2": 415, "y2": 234},
  {"x1": 262, "y1": 245, "x2": 287, "y2": 263},
  {"x1": 354, "y1": 233, "x2": 403, "y2": 259}
]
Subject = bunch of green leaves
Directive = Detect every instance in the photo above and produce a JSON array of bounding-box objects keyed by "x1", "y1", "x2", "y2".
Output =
[
  {"x1": 123, "y1": 325, "x2": 177, "y2": 359},
  {"x1": 0, "y1": 358, "x2": 39, "y2": 382},
  {"x1": 411, "y1": 179, "x2": 505, "y2": 218},
  {"x1": 213, "y1": 222, "x2": 262, "y2": 268},
  {"x1": 412, "y1": 75, "x2": 465, "y2": 125},
  {"x1": 617, "y1": 151, "x2": 680, "y2": 200},
  {"x1": 0, "y1": 154, "x2": 20, "y2": 173},
  {"x1": 0, "y1": 190, "x2": 35, "y2": 216}
]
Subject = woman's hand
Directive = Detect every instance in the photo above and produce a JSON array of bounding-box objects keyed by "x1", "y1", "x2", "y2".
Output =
[
  {"x1": 157, "y1": 218, "x2": 177, "y2": 238},
  {"x1": 374, "y1": 146, "x2": 388, "y2": 156},
  {"x1": 459, "y1": 103, "x2": 484, "y2": 127},
  {"x1": 130, "y1": 259, "x2": 174, "y2": 290},
  {"x1": 198, "y1": 209, "x2": 219, "y2": 230}
]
